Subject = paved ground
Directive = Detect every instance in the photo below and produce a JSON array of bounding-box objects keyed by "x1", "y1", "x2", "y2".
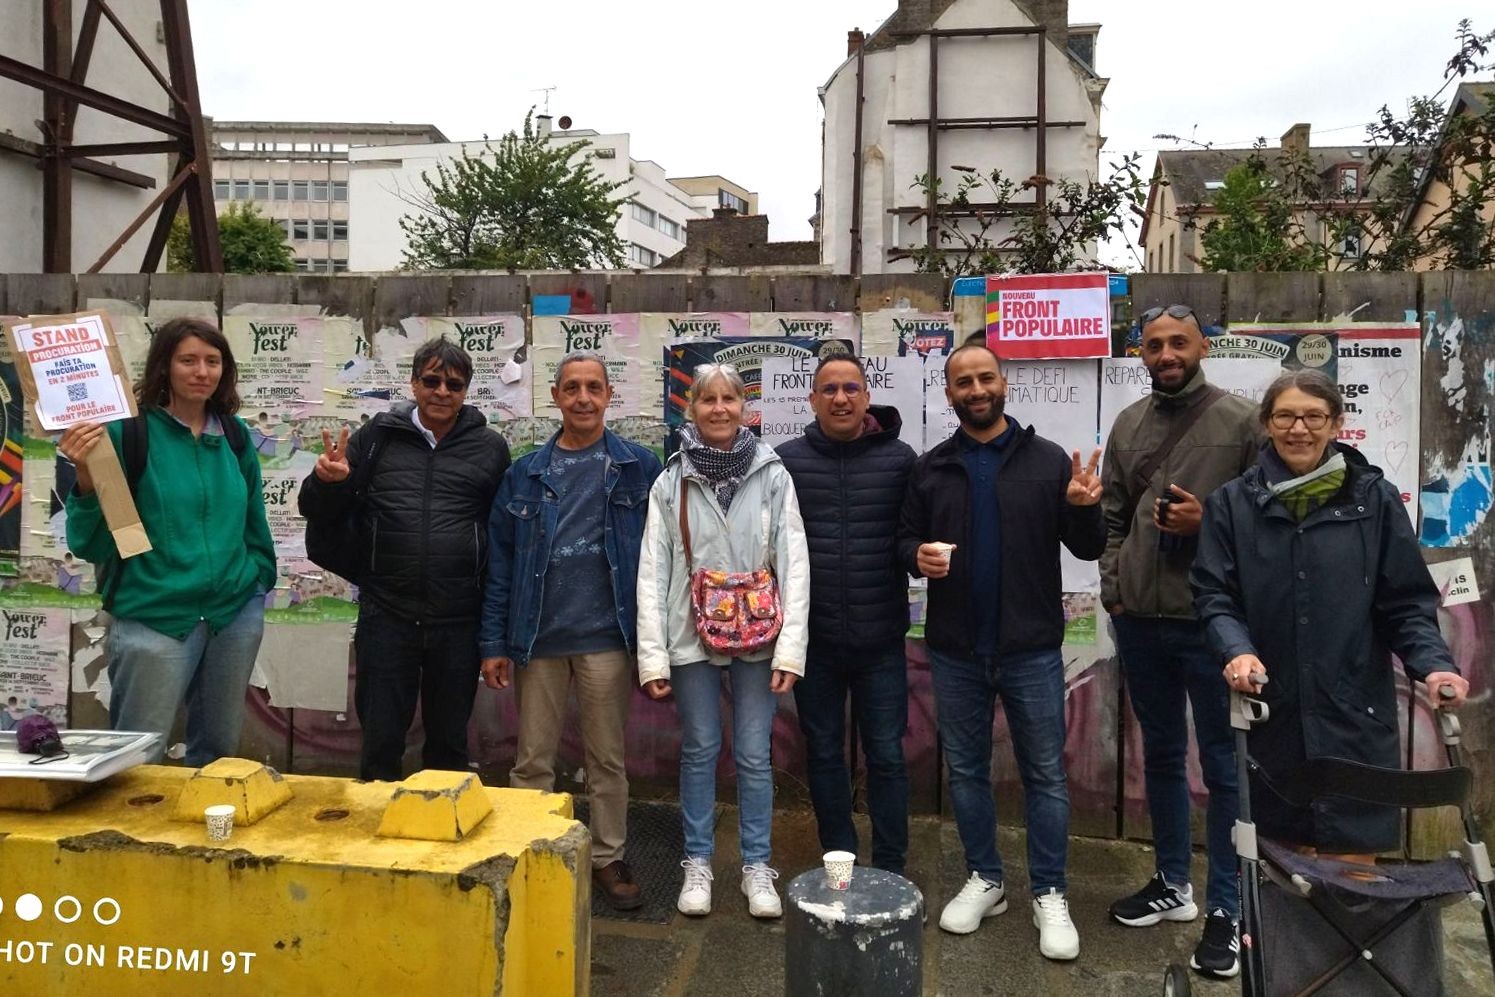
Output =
[{"x1": 590, "y1": 807, "x2": 1493, "y2": 996}]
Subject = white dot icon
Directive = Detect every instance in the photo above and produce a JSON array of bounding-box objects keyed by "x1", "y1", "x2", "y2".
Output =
[{"x1": 15, "y1": 894, "x2": 42, "y2": 921}]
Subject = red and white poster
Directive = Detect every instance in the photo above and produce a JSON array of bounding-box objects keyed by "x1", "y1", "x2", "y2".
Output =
[{"x1": 985, "y1": 273, "x2": 1111, "y2": 360}]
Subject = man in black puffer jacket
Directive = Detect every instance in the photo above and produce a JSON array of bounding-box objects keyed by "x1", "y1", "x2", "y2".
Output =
[
  {"x1": 777, "y1": 355, "x2": 916, "y2": 874},
  {"x1": 299, "y1": 339, "x2": 510, "y2": 781}
]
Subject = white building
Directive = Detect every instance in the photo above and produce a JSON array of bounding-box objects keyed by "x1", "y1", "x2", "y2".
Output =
[
  {"x1": 820, "y1": 0, "x2": 1105, "y2": 274},
  {"x1": 348, "y1": 119, "x2": 748, "y2": 271},
  {"x1": 210, "y1": 121, "x2": 448, "y2": 274},
  {"x1": 0, "y1": 1, "x2": 174, "y2": 273}
]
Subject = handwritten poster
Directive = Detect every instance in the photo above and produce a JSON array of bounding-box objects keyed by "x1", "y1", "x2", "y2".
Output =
[{"x1": 758, "y1": 355, "x2": 924, "y2": 449}]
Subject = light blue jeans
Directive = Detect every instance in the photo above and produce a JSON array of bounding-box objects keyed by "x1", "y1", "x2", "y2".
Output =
[
  {"x1": 106, "y1": 596, "x2": 264, "y2": 766},
  {"x1": 672, "y1": 659, "x2": 777, "y2": 865}
]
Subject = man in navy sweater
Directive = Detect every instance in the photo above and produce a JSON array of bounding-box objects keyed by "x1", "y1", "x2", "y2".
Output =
[{"x1": 898, "y1": 344, "x2": 1104, "y2": 961}]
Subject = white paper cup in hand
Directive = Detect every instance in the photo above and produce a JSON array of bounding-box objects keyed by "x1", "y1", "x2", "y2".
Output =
[
  {"x1": 928, "y1": 542, "x2": 955, "y2": 563},
  {"x1": 204, "y1": 804, "x2": 237, "y2": 842},
  {"x1": 823, "y1": 850, "x2": 856, "y2": 890}
]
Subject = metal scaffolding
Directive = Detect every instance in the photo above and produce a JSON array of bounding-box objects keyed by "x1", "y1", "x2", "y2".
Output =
[{"x1": 0, "y1": 0, "x2": 222, "y2": 273}]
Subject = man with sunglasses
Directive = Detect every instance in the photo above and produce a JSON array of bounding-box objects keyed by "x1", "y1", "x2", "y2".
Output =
[
  {"x1": 1100, "y1": 304, "x2": 1259, "y2": 980},
  {"x1": 299, "y1": 337, "x2": 510, "y2": 782},
  {"x1": 776, "y1": 354, "x2": 917, "y2": 876}
]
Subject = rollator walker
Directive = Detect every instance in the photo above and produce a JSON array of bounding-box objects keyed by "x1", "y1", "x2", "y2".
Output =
[{"x1": 1163, "y1": 679, "x2": 1495, "y2": 996}]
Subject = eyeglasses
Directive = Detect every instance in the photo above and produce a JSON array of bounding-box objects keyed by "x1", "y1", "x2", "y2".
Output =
[
  {"x1": 417, "y1": 374, "x2": 468, "y2": 393},
  {"x1": 1139, "y1": 304, "x2": 1199, "y2": 329},
  {"x1": 816, "y1": 382, "x2": 864, "y2": 398},
  {"x1": 1268, "y1": 410, "x2": 1332, "y2": 430}
]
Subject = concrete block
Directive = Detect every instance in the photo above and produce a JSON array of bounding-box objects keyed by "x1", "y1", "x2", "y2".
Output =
[
  {"x1": 171, "y1": 758, "x2": 292, "y2": 826},
  {"x1": 376, "y1": 769, "x2": 493, "y2": 842},
  {"x1": 0, "y1": 765, "x2": 590, "y2": 995},
  {"x1": 0, "y1": 777, "x2": 96, "y2": 812}
]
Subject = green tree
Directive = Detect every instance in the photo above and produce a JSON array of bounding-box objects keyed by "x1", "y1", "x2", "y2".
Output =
[
  {"x1": 1188, "y1": 19, "x2": 1493, "y2": 272},
  {"x1": 1198, "y1": 150, "x2": 1329, "y2": 272},
  {"x1": 906, "y1": 154, "x2": 1148, "y2": 277},
  {"x1": 167, "y1": 201, "x2": 295, "y2": 274},
  {"x1": 398, "y1": 113, "x2": 625, "y2": 270}
]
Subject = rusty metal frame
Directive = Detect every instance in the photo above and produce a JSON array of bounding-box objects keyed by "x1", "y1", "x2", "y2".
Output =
[
  {"x1": 884, "y1": 25, "x2": 1085, "y2": 262},
  {"x1": 0, "y1": 0, "x2": 221, "y2": 273}
]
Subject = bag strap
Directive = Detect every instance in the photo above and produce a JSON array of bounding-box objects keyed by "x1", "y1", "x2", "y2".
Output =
[
  {"x1": 678, "y1": 472, "x2": 694, "y2": 572},
  {"x1": 1120, "y1": 386, "x2": 1226, "y2": 533}
]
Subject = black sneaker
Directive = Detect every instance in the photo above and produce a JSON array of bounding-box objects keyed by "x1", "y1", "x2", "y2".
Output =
[
  {"x1": 1108, "y1": 872, "x2": 1198, "y2": 926},
  {"x1": 1190, "y1": 908, "x2": 1241, "y2": 979}
]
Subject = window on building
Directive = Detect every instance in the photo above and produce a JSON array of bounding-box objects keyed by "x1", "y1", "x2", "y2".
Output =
[
  {"x1": 1339, "y1": 167, "x2": 1359, "y2": 196},
  {"x1": 630, "y1": 202, "x2": 656, "y2": 226},
  {"x1": 657, "y1": 215, "x2": 680, "y2": 240},
  {"x1": 332, "y1": 220, "x2": 348, "y2": 241},
  {"x1": 332, "y1": 181, "x2": 349, "y2": 201},
  {"x1": 213, "y1": 179, "x2": 230, "y2": 200},
  {"x1": 252, "y1": 179, "x2": 270, "y2": 199},
  {"x1": 292, "y1": 220, "x2": 310, "y2": 241},
  {"x1": 333, "y1": 259, "x2": 349, "y2": 273},
  {"x1": 1168, "y1": 233, "x2": 1175, "y2": 272},
  {"x1": 310, "y1": 181, "x2": 330, "y2": 201},
  {"x1": 718, "y1": 189, "x2": 748, "y2": 214},
  {"x1": 232, "y1": 179, "x2": 251, "y2": 200},
  {"x1": 628, "y1": 243, "x2": 659, "y2": 267},
  {"x1": 292, "y1": 181, "x2": 309, "y2": 201},
  {"x1": 272, "y1": 180, "x2": 290, "y2": 201},
  {"x1": 311, "y1": 220, "x2": 331, "y2": 240},
  {"x1": 294, "y1": 258, "x2": 310, "y2": 272}
]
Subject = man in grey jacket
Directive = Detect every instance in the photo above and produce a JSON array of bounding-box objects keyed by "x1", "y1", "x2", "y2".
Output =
[{"x1": 1099, "y1": 304, "x2": 1259, "y2": 981}]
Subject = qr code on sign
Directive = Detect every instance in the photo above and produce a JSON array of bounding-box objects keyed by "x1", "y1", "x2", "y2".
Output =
[{"x1": 67, "y1": 383, "x2": 87, "y2": 402}]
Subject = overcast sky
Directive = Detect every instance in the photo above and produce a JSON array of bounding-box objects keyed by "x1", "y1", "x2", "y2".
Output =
[{"x1": 190, "y1": 1, "x2": 1486, "y2": 265}]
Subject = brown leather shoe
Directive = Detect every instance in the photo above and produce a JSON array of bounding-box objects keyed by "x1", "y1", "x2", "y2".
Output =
[{"x1": 593, "y1": 860, "x2": 644, "y2": 911}]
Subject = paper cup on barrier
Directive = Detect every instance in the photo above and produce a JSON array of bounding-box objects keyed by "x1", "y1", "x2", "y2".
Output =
[
  {"x1": 204, "y1": 804, "x2": 237, "y2": 842},
  {"x1": 823, "y1": 850, "x2": 856, "y2": 890}
]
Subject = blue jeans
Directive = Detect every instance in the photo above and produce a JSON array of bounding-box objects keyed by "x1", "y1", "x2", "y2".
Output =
[
  {"x1": 107, "y1": 595, "x2": 264, "y2": 767},
  {"x1": 794, "y1": 640, "x2": 909, "y2": 873},
  {"x1": 672, "y1": 659, "x2": 777, "y2": 865},
  {"x1": 928, "y1": 647, "x2": 1070, "y2": 894},
  {"x1": 1113, "y1": 615, "x2": 1239, "y2": 917},
  {"x1": 354, "y1": 602, "x2": 481, "y2": 782}
]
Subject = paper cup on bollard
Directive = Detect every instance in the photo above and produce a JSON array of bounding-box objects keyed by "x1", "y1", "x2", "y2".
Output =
[
  {"x1": 823, "y1": 850, "x2": 856, "y2": 890},
  {"x1": 204, "y1": 804, "x2": 237, "y2": 842}
]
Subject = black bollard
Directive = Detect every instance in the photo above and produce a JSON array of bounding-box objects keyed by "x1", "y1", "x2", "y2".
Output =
[{"x1": 784, "y1": 867, "x2": 923, "y2": 997}]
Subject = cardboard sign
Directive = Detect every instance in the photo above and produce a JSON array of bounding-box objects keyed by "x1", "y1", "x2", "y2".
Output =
[
  {"x1": 2, "y1": 311, "x2": 149, "y2": 558},
  {"x1": 985, "y1": 273, "x2": 1111, "y2": 359}
]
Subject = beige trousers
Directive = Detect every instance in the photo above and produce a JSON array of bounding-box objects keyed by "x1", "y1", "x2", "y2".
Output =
[{"x1": 510, "y1": 649, "x2": 633, "y2": 867}]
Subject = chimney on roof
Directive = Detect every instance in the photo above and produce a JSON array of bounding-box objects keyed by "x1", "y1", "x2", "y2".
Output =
[
  {"x1": 847, "y1": 28, "x2": 865, "y2": 56},
  {"x1": 1280, "y1": 123, "x2": 1310, "y2": 154},
  {"x1": 536, "y1": 114, "x2": 553, "y2": 140}
]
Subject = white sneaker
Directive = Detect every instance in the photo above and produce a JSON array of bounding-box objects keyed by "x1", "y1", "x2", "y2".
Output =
[
  {"x1": 741, "y1": 863, "x2": 782, "y2": 918},
  {"x1": 1032, "y1": 888, "x2": 1080, "y2": 960},
  {"x1": 939, "y1": 872, "x2": 1007, "y2": 934},
  {"x1": 677, "y1": 856, "x2": 713, "y2": 916}
]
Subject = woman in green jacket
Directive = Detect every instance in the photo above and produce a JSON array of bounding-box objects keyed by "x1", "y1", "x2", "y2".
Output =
[{"x1": 58, "y1": 318, "x2": 275, "y2": 765}]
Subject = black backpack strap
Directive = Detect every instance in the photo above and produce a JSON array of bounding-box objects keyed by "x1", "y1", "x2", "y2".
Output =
[
  {"x1": 1119, "y1": 386, "x2": 1226, "y2": 535},
  {"x1": 102, "y1": 416, "x2": 149, "y2": 611},
  {"x1": 219, "y1": 410, "x2": 248, "y2": 455},
  {"x1": 349, "y1": 421, "x2": 387, "y2": 498}
]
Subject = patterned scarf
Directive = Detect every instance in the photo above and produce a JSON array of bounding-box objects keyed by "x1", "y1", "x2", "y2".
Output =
[
  {"x1": 679, "y1": 423, "x2": 757, "y2": 512},
  {"x1": 1262, "y1": 446, "x2": 1347, "y2": 521}
]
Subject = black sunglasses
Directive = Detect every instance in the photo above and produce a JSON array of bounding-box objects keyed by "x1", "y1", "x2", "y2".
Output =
[
  {"x1": 1138, "y1": 304, "x2": 1200, "y2": 329},
  {"x1": 418, "y1": 374, "x2": 467, "y2": 392}
]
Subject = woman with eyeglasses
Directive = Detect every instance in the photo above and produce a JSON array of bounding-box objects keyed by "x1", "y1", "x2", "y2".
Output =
[
  {"x1": 57, "y1": 318, "x2": 275, "y2": 765},
  {"x1": 636, "y1": 363, "x2": 810, "y2": 920},
  {"x1": 1191, "y1": 368, "x2": 1467, "y2": 859}
]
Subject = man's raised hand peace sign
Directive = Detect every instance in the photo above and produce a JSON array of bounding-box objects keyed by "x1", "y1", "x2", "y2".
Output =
[
  {"x1": 314, "y1": 426, "x2": 352, "y2": 483},
  {"x1": 1065, "y1": 448, "x2": 1103, "y2": 506}
]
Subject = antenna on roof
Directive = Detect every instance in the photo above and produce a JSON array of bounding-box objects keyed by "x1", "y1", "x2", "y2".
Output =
[{"x1": 532, "y1": 86, "x2": 558, "y2": 115}]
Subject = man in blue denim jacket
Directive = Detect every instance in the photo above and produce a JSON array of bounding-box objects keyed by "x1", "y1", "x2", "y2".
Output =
[{"x1": 479, "y1": 351, "x2": 662, "y2": 909}]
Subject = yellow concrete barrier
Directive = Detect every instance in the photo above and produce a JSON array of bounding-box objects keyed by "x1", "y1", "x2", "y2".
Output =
[{"x1": 0, "y1": 764, "x2": 589, "y2": 996}]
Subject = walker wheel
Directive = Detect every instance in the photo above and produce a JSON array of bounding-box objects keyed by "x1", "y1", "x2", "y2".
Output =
[{"x1": 1163, "y1": 963, "x2": 1192, "y2": 997}]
